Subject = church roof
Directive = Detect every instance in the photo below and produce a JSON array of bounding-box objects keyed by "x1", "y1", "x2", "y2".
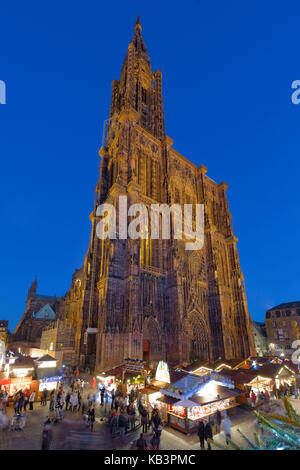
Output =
[
  {"x1": 36, "y1": 294, "x2": 57, "y2": 301},
  {"x1": 267, "y1": 301, "x2": 300, "y2": 311},
  {"x1": 32, "y1": 304, "x2": 56, "y2": 319}
]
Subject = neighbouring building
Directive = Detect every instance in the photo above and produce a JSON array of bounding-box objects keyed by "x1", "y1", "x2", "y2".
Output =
[
  {"x1": 0, "y1": 321, "x2": 8, "y2": 346},
  {"x1": 12, "y1": 17, "x2": 255, "y2": 371},
  {"x1": 40, "y1": 320, "x2": 77, "y2": 367},
  {"x1": 12, "y1": 278, "x2": 59, "y2": 348},
  {"x1": 252, "y1": 321, "x2": 269, "y2": 356},
  {"x1": 265, "y1": 301, "x2": 300, "y2": 356}
]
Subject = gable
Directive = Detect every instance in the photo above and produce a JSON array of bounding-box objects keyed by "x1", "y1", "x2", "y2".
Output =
[{"x1": 32, "y1": 304, "x2": 56, "y2": 320}]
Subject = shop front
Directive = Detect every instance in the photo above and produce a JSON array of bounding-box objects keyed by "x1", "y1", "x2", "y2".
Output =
[
  {"x1": 159, "y1": 373, "x2": 242, "y2": 434},
  {"x1": 244, "y1": 364, "x2": 297, "y2": 397},
  {"x1": 38, "y1": 375, "x2": 63, "y2": 392},
  {"x1": 97, "y1": 361, "x2": 146, "y2": 398},
  {"x1": 162, "y1": 391, "x2": 240, "y2": 434},
  {"x1": 9, "y1": 377, "x2": 39, "y2": 397}
]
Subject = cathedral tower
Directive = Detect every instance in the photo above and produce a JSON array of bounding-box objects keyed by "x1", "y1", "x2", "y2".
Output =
[{"x1": 88, "y1": 17, "x2": 255, "y2": 370}]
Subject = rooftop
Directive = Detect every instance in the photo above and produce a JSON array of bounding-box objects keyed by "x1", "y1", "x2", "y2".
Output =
[{"x1": 267, "y1": 301, "x2": 300, "y2": 311}]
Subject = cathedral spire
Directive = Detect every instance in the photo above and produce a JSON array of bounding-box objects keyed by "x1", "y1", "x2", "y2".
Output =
[
  {"x1": 108, "y1": 17, "x2": 165, "y2": 140},
  {"x1": 135, "y1": 14, "x2": 141, "y2": 27},
  {"x1": 130, "y1": 15, "x2": 150, "y2": 64}
]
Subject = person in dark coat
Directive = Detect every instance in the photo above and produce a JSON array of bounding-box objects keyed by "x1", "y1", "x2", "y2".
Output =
[
  {"x1": 152, "y1": 409, "x2": 161, "y2": 430},
  {"x1": 197, "y1": 421, "x2": 205, "y2": 449},
  {"x1": 141, "y1": 407, "x2": 149, "y2": 433},
  {"x1": 77, "y1": 391, "x2": 82, "y2": 411},
  {"x1": 110, "y1": 412, "x2": 118, "y2": 437},
  {"x1": 204, "y1": 422, "x2": 213, "y2": 450},
  {"x1": 41, "y1": 418, "x2": 52, "y2": 450},
  {"x1": 136, "y1": 432, "x2": 147, "y2": 450},
  {"x1": 118, "y1": 411, "x2": 128, "y2": 443},
  {"x1": 111, "y1": 390, "x2": 115, "y2": 410},
  {"x1": 87, "y1": 405, "x2": 95, "y2": 431},
  {"x1": 215, "y1": 410, "x2": 222, "y2": 434},
  {"x1": 100, "y1": 387, "x2": 105, "y2": 406},
  {"x1": 65, "y1": 391, "x2": 71, "y2": 410},
  {"x1": 17, "y1": 393, "x2": 24, "y2": 414}
]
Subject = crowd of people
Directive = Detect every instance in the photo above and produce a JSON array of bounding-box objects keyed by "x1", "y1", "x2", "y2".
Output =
[
  {"x1": 249, "y1": 382, "x2": 299, "y2": 408},
  {"x1": 95, "y1": 385, "x2": 164, "y2": 449},
  {"x1": 2, "y1": 374, "x2": 299, "y2": 450}
]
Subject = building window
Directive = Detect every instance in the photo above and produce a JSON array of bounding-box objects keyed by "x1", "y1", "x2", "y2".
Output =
[
  {"x1": 277, "y1": 328, "x2": 284, "y2": 341},
  {"x1": 286, "y1": 310, "x2": 291, "y2": 316},
  {"x1": 272, "y1": 321, "x2": 277, "y2": 328},
  {"x1": 276, "y1": 311, "x2": 281, "y2": 318}
]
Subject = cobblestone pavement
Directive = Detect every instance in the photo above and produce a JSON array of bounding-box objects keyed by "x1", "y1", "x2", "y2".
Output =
[{"x1": 1, "y1": 390, "x2": 299, "y2": 450}]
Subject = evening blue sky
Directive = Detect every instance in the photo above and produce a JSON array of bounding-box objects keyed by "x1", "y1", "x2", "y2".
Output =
[{"x1": 0, "y1": 0, "x2": 299, "y2": 331}]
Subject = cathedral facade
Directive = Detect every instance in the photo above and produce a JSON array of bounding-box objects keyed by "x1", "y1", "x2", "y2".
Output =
[{"x1": 14, "y1": 17, "x2": 255, "y2": 370}]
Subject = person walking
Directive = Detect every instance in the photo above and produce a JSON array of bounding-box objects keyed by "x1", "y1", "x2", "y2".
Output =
[
  {"x1": 118, "y1": 410, "x2": 128, "y2": 444},
  {"x1": 70, "y1": 392, "x2": 78, "y2": 412},
  {"x1": 50, "y1": 394, "x2": 55, "y2": 409},
  {"x1": 29, "y1": 391, "x2": 35, "y2": 411},
  {"x1": 222, "y1": 415, "x2": 232, "y2": 445},
  {"x1": 100, "y1": 387, "x2": 105, "y2": 407},
  {"x1": 152, "y1": 408, "x2": 161, "y2": 433},
  {"x1": 41, "y1": 418, "x2": 52, "y2": 450},
  {"x1": 59, "y1": 392, "x2": 65, "y2": 419},
  {"x1": 65, "y1": 391, "x2": 71, "y2": 410},
  {"x1": 136, "y1": 432, "x2": 147, "y2": 450},
  {"x1": 141, "y1": 407, "x2": 148, "y2": 434},
  {"x1": 129, "y1": 403, "x2": 136, "y2": 430},
  {"x1": 197, "y1": 420, "x2": 205, "y2": 450},
  {"x1": 215, "y1": 410, "x2": 222, "y2": 434},
  {"x1": 155, "y1": 424, "x2": 162, "y2": 449},
  {"x1": 204, "y1": 421, "x2": 213, "y2": 450},
  {"x1": 111, "y1": 389, "x2": 115, "y2": 410},
  {"x1": 110, "y1": 412, "x2": 118, "y2": 438},
  {"x1": 87, "y1": 405, "x2": 95, "y2": 432},
  {"x1": 114, "y1": 397, "x2": 119, "y2": 413},
  {"x1": 13, "y1": 392, "x2": 19, "y2": 414},
  {"x1": 55, "y1": 396, "x2": 62, "y2": 421},
  {"x1": 41, "y1": 388, "x2": 46, "y2": 406},
  {"x1": 24, "y1": 389, "x2": 30, "y2": 412},
  {"x1": 17, "y1": 392, "x2": 24, "y2": 414},
  {"x1": 138, "y1": 400, "x2": 144, "y2": 421}
]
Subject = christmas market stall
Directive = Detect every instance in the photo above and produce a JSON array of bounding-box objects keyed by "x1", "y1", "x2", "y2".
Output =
[
  {"x1": 97, "y1": 359, "x2": 146, "y2": 398},
  {"x1": 244, "y1": 363, "x2": 298, "y2": 396},
  {"x1": 139, "y1": 362, "x2": 193, "y2": 420},
  {"x1": 35, "y1": 355, "x2": 63, "y2": 397},
  {"x1": 159, "y1": 371, "x2": 242, "y2": 434},
  {"x1": 0, "y1": 356, "x2": 38, "y2": 397}
]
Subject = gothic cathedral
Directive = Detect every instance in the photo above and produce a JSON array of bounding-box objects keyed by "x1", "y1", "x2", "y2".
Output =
[{"x1": 14, "y1": 17, "x2": 255, "y2": 371}]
